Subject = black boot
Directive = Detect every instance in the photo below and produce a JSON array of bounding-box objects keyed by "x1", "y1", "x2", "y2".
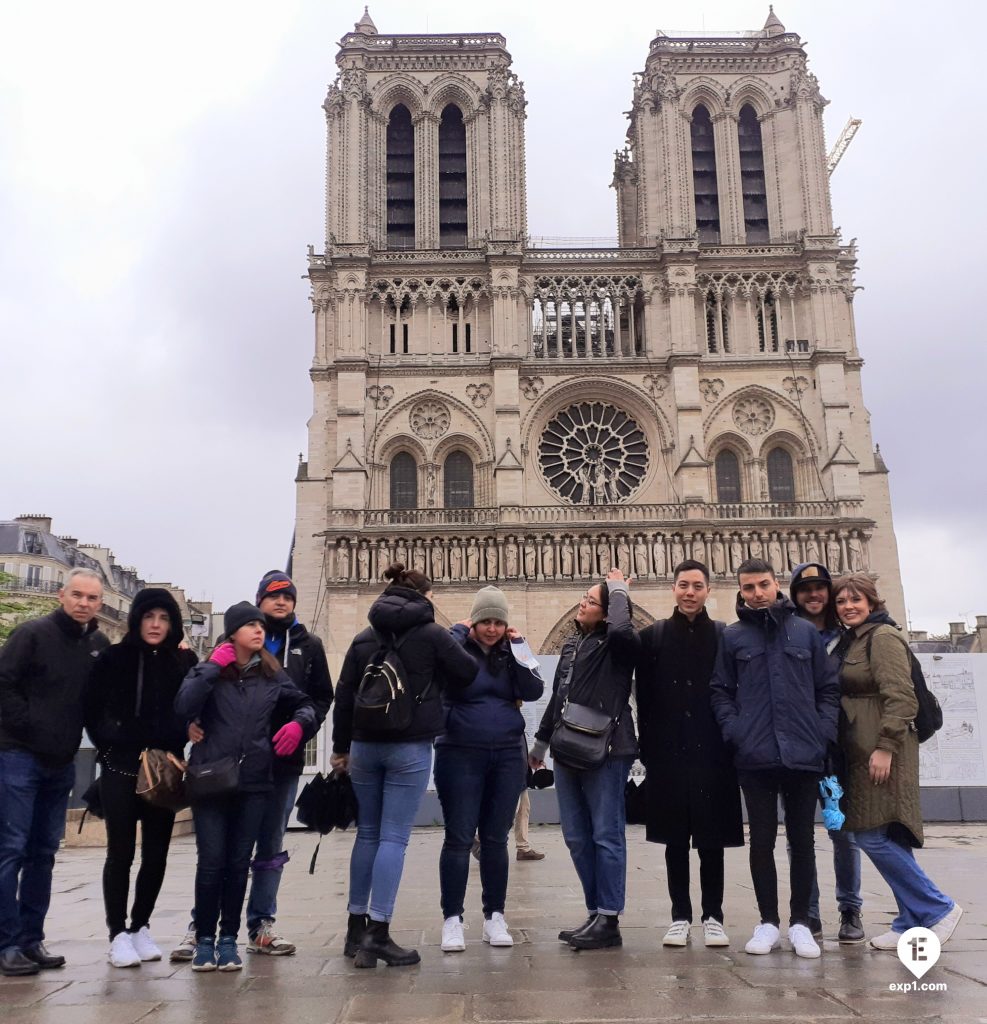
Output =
[
  {"x1": 344, "y1": 913, "x2": 368, "y2": 957},
  {"x1": 838, "y1": 911, "x2": 865, "y2": 944},
  {"x1": 353, "y1": 920, "x2": 420, "y2": 968},
  {"x1": 569, "y1": 913, "x2": 622, "y2": 950},
  {"x1": 558, "y1": 916, "x2": 595, "y2": 943},
  {"x1": 0, "y1": 949, "x2": 40, "y2": 976},
  {"x1": 21, "y1": 942, "x2": 65, "y2": 969}
]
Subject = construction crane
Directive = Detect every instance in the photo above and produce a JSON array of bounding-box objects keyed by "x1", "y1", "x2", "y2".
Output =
[{"x1": 827, "y1": 117, "x2": 862, "y2": 176}]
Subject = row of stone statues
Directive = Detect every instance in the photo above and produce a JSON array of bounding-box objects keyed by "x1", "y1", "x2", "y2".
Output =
[{"x1": 324, "y1": 528, "x2": 870, "y2": 584}]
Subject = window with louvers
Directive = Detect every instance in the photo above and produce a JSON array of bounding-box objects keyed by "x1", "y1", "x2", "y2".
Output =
[
  {"x1": 386, "y1": 105, "x2": 415, "y2": 250},
  {"x1": 691, "y1": 105, "x2": 720, "y2": 243}
]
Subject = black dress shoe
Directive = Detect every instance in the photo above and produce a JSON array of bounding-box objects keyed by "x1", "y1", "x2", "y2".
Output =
[
  {"x1": 0, "y1": 949, "x2": 40, "y2": 976},
  {"x1": 838, "y1": 911, "x2": 865, "y2": 944},
  {"x1": 558, "y1": 916, "x2": 594, "y2": 943},
  {"x1": 21, "y1": 943, "x2": 66, "y2": 969},
  {"x1": 569, "y1": 913, "x2": 622, "y2": 950},
  {"x1": 807, "y1": 916, "x2": 824, "y2": 941}
]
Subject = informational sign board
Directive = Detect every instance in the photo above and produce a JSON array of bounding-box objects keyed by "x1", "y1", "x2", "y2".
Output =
[{"x1": 915, "y1": 654, "x2": 987, "y2": 787}]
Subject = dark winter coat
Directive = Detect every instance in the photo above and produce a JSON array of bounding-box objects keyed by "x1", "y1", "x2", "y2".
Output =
[
  {"x1": 636, "y1": 609, "x2": 743, "y2": 848},
  {"x1": 332, "y1": 585, "x2": 479, "y2": 752},
  {"x1": 0, "y1": 608, "x2": 109, "y2": 765},
  {"x1": 436, "y1": 628, "x2": 544, "y2": 749},
  {"x1": 534, "y1": 583, "x2": 638, "y2": 761},
  {"x1": 84, "y1": 589, "x2": 197, "y2": 773},
  {"x1": 264, "y1": 618, "x2": 333, "y2": 778},
  {"x1": 838, "y1": 614, "x2": 923, "y2": 846},
  {"x1": 710, "y1": 595, "x2": 840, "y2": 773},
  {"x1": 174, "y1": 653, "x2": 316, "y2": 793}
]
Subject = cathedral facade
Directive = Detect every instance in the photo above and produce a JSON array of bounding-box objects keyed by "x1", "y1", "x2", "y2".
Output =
[{"x1": 291, "y1": 8, "x2": 904, "y2": 666}]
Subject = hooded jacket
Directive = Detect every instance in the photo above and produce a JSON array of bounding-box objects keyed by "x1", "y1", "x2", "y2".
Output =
[
  {"x1": 174, "y1": 651, "x2": 316, "y2": 793},
  {"x1": 0, "y1": 608, "x2": 109, "y2": 765},
  {"x1": 533, "y1": 581, "x2": 639, "y2": 762},
  {"x1": 436, "y1": 628, "x2": 544, "y2": 749},
  {"x1": 710, "y1": 594, "x2": 840, "y2": 773},
  {"x1": 84, "y1": 588, "x2": 198, "y2": 771},
  {"x1": 789, "y1": 562, "x2": 841, "y2": 648},
  {"x1": 263, "y1": 616, "x2": 333, "y2": 778},
  {"x1": 332, "y1": 585, "x2": 479, "y2": 752}
]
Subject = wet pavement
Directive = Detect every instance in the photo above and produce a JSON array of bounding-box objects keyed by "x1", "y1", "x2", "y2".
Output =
[{"x1": 3, "y1": 823, "x2": 986, "y2": 1023}]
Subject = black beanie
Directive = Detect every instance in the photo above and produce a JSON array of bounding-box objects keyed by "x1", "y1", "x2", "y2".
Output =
[
  {"x1": 256, "y1": 570, "x2": 297, "y2": 605},
  {"x1": 224, "y1": 601, "x2": 264, "y2": 639}
]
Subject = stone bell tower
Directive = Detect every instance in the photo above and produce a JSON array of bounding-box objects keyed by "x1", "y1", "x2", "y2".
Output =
[{"x1": 292, "y1": 8, "x2": 904, "y2": 669}]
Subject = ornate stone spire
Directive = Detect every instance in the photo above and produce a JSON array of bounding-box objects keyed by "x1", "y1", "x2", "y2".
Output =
[
  {"x1": 762, "y1": 5, "x2": 786, "y2": 37},
  {"x1": 354, "y1": 6, "x2": 377, "y2": 35}
]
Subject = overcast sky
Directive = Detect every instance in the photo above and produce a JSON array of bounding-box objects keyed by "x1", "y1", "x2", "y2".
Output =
[{"x1": 1, "y1": 1, "x2": 984, "y2": 632}]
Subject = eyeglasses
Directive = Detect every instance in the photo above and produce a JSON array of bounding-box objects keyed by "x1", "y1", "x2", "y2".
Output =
[{"x1": 580, "y1": 593, "x2": 603, "y2": 608}]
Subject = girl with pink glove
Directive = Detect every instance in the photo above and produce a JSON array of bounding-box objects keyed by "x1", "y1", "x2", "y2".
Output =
[{"x1": 174, "y1": 602, "x2": 315, "y2": 972}]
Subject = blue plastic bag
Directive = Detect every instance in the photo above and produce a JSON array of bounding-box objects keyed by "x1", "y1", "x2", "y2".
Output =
[{"x1": 819, "y1": 775, "x2": 845, "y2": 831}]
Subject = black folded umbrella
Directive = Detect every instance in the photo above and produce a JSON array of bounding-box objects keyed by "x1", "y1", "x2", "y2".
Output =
[
  {"x1": 295, "y1": 771, "x2": 358, "y2": 873},
  {"x1": 528, "y1": 766, "x2": 555, "y2": 789}
]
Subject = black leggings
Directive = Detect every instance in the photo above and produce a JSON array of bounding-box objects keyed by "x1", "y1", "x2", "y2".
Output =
[{"x1": 101, "y1": 767, "x2": 176, "y2": 939}]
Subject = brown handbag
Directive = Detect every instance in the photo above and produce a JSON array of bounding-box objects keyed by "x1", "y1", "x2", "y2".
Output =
[{"x1": 136, "y1": 749, "x2": 188, "y2": 812}]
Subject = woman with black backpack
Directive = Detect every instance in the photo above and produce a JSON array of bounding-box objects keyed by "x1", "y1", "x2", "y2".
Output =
[
  {"x1": 330, "y1": 564, "x2": 478, "y2": 968},
  {"x1": 529, "y1": 569, "x2": 639, "y2": 950},
  {"x1": 832, "y1": 574, "x2": 962, "y2": 951}
]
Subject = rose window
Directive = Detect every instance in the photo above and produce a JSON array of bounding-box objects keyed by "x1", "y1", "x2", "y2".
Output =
[
  {"x1": 409, "y1": 400, "x2": 450, "y2": 440},
  {"x1": 732, "y1": 396, "x2": 774, "y2": 436},
  {"x1": 538, "y1": 402, "x2": 649, "y2": 505}
]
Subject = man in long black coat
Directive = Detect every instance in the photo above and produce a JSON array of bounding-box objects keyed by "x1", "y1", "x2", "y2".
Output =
[{"x1": 636, "y1": 559, "x2": 742, "y2": 948}]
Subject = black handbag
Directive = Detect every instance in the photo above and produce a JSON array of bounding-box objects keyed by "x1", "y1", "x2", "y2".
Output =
[
  {"x1": 184, "y1": 755, "x2": 241, "y2": 802},
  {"x1": 549, "y1": 701, "x2": 619, "y2": 771}
]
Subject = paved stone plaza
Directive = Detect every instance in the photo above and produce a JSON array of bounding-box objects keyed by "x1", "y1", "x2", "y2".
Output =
[{"x1": 3, "y1": 824, "x2": 985, "y2": 1023}]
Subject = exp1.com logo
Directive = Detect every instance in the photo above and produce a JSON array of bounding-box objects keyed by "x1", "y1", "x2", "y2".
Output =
[{"x1": 888, "y1": 928, "x2": 948, "y2": 994}]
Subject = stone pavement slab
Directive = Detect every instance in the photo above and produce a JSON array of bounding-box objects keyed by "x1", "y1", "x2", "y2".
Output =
[{"x1": 2, "y1": 824, "x2": 984, "y2": 1023}]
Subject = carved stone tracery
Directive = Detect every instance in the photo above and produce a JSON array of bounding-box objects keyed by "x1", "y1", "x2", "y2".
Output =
[{"x1": 409, "y1": 400, "x2": 451, "y2": 440}]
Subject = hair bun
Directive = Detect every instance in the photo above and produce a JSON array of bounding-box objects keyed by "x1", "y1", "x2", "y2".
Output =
[{"x1": 383, "y1": 563, "x2": 406, "y2": 581}]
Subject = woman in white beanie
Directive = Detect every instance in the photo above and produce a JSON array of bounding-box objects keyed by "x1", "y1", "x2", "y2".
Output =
[{"x1": 435, "y1": 586, "x2": 544, "y2": 952}]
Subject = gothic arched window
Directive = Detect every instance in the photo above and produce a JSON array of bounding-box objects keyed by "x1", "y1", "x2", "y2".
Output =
[
  {"x1": 386, "y1": 104, "x2": 415, "y2": 249},
  {"x1": 738, "y1": 104, "x2": 769, "y2": 243},
  {"x1": 389, "y1": 451, "x2": 418, "y2": 509},
  {"x1": 443, "y1": 450, "x2": 474, "y2": 508},
  {"x1": 715, "y1": 449, "x2": 742, "y2": 503},
  {"x1": 766, "y1": 446, "x2": 795, "y2": 502},
  {"x1": 691, "y1": 105, "x2": 720, "y2": 243},
  {"x1": 757, "y1": 290, "x2": 779, "y2": 352},
  {"x1": 439, "y1": 104, "x2": 467, "y2": 248}
]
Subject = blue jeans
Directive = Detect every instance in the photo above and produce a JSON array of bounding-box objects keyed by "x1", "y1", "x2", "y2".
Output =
[
  {"x1": 434, "y1": 743, "x2": 526, "y2": 919},
  {"x1": 852, "y1": 826, "x2": 954, "y2": 932},
  {"x1": 806, "y1": 828, "x2": 862, "y2": 919},
  {"x1": 554, "y1": 758, "x2": 632, "y2": 916},
  {"x1": 245, "y1": 774, "x2": 300, "y2": 934},
  {"x1": 0, "y1": 749, "x2": 75, "y2": 953},
  {"x1": 348, "y1": 740, "x2": 432, "y2": 923},
  {"x1": 192, "y1": 791, "x2": 267, "y2": 941}
]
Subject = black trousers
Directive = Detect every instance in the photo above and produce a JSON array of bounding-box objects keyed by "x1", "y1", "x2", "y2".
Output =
[
  {"x1": 101, "y1": 767, "x2": 176, "y2": 939},
  {"x1": 664, "y1": 845, "x2": 725, "y2": 923},
  {"x1": 740, "y1": 768, "x2": 819, "y2": 928}
]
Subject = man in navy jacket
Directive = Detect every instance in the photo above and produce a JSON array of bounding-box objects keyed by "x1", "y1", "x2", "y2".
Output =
[{"x1": 710, "y1": 559, "x2": 839, "y2": 961}]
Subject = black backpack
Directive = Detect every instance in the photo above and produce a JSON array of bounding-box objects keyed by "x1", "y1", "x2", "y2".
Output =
[
  {"x1": 865, "y1": 629, "x2": 943, "y2": 743},
  {"x1": 353, "y1": 628, "x2": 427, "y2": 733}
]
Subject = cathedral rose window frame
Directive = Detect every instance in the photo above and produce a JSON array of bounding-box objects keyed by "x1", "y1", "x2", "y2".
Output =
[{"x1": 537, "y1": 401, "x2": 649, "y2": 506}]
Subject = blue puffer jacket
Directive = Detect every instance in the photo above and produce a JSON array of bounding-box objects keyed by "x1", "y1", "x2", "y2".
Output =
[
  {"x1": 437, "y1": 628, "x2": 544, "y2": 749},
  {"x1": 710, "y1": 595, "x2": 840, "y2": 773}
]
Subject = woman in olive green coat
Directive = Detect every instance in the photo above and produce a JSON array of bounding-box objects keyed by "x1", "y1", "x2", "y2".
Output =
[{"x1": 833, "y1": 574, "x2": 961, "y2": 952}]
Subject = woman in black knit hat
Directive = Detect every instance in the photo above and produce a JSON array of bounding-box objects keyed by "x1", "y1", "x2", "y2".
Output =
[{"x1": 85, "y1": 588, "x2": 198, "y2": 968}]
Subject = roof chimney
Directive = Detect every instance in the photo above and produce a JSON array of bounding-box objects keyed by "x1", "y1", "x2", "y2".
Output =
[{"x1": 15, "y1": 514, "x2": 52, "y2": 533}]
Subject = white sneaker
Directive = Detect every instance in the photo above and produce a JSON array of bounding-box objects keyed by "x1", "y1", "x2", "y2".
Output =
[
  {"x1": 662, "y1": 920, "x2": 690, "y2": 947},
  {"x1": 789, "y1": 923, "x2": 821, "y2": 959},
  {"x1": 129, "y1": 926, "x2": 162, "y2": 962},
  {"x1": 869, "y1": 929, "x2": 901, "y2": 951},
  {"x1": 702, "y1": 919, "x2": 730, "y2": 947},
  {"x1": 482, "y1": 912, "x2": 514, "y2": 947},
  {"x1": 108, "y1": 931, "x2": 141, "y2": 968},
  {"x1": 931, "y1": 904, "x2": 963, "y2": 944},
  {"x1": 745, "y1": 922, "x2": 781, "y2": 955},
  {"x1": 441, "y1": 916, "x2": 466, "y2": 952}
]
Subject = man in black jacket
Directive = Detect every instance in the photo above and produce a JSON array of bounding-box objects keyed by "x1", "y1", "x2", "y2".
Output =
[
  {"x1": 245, "y1": 571, "x2": 333, "y2": 956},
  {"x1": 636, "y1": 560, "x2": 742, "y2": 950},
  {"x1": 0, "y1": 568, "x2": 108, "y2": 976}
]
